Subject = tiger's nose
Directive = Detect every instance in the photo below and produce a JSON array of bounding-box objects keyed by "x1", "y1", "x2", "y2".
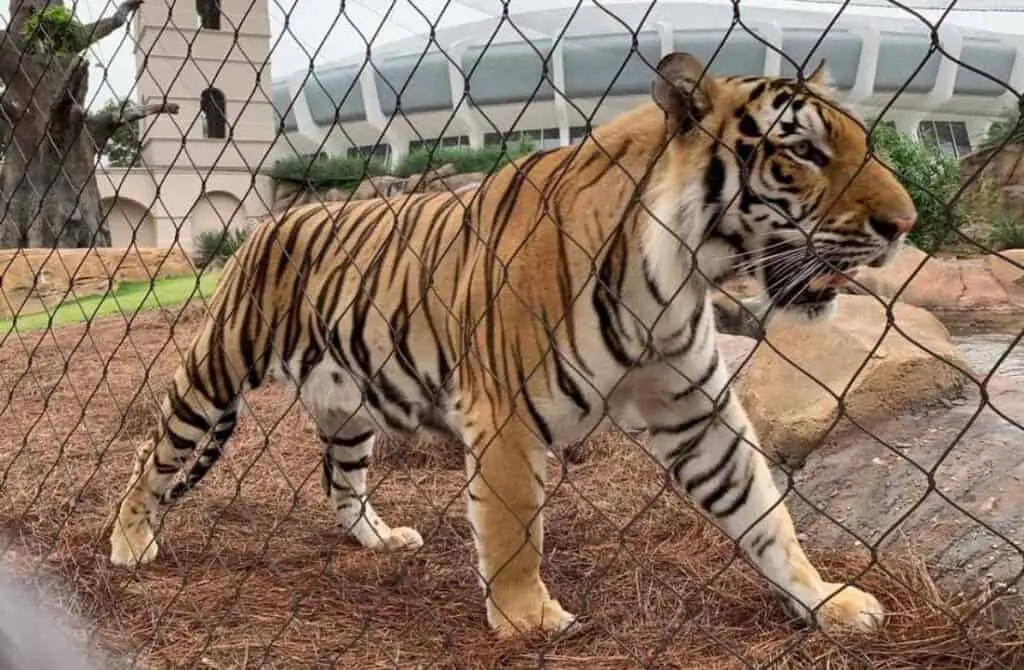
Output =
[{"x1": 868, "y1": 214, "x2": 916, "y2": 242}]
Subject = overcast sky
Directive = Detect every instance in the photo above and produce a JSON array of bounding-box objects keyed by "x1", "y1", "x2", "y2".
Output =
[{"x1": 2, "y1": 0, "x2": 1024, "y2": 109}]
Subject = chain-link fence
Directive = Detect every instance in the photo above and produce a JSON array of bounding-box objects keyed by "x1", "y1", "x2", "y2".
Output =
[{"x1": 0, "y1": 0, "x2": 1022, "y2": 667}]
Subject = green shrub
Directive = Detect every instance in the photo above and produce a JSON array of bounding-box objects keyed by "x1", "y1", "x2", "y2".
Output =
[
  {"x1": 22, "y1": 5, "x2": 89, "y2": 54},
  {"x1": 980, "y1": 112, "x2": 1024, "y2": 151},
  {"x1": 986, "y1": 212, "x2": 1024, "y2": 251},
  {"x1": 866, "y1": 120, "x2": 962, "y2": 252},
  {"x1": 194, "y1": 228, "x2": 249, "y2": 268},
  {"x1": 391, "y1": 140, "x2": 536, "y2": 178},
  {"x1": 269, "y1": 154, "x2": 387, "y2": 190}
]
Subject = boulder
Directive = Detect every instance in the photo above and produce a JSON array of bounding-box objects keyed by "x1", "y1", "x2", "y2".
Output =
[
  {"x1": 719, "y1": 294, "x2": 973, "y2": 465},
  {"x1": 351, "y1": 176, "x2": 406, "y2": 200},
  {"x1": 784, "y1": 374, "x2": 1024, "y2": 600},
  {"x1": 989, "y1": 248, "x2": 1024, "y2": 288},
  {"x1": 424, "y1": 172, "x2": 487, "y2": 194},
  {"x1": 272, "y1": 180, "x2": 303, "y2": 205},
  {"x1": 403, "y1": 163, "x2": 458, "y2": 193},
  {"x1": 845, "y1": 244, "x2": 1024, "y2": 328},
  {"x1": 0, "y1": 247, "x2": 195, "y2": 320},
  {"x1": 322, "y1": 188, "x2": 351, "y2": 202}
]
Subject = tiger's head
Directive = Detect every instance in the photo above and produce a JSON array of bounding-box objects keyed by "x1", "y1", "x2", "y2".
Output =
[{"x1": 650, "y1": 51, "x2": 917, "y2": 322}]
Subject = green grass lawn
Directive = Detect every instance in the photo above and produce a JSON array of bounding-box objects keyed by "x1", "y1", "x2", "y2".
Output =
[{"x1": 1, "y1": 271, "x2": 221, "y2": 335}]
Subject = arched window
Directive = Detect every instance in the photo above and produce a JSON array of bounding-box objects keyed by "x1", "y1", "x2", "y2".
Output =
[
  {"x1": 200, "y1": 88, "x2": 227, "y2": 139},
  {"x1": 196, "y1": 0, "x2": 221, "y2": 30}
]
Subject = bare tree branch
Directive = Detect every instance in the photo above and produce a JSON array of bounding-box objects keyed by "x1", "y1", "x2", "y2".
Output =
[
  {"x1": 86, "y1": 100, "x2": 179, "y2": 148},
  {"x1": 79, "y1": 0, "x2": 143, "y2": 49}
]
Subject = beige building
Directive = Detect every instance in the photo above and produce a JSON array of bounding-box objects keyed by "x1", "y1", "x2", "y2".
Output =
[{"x1": 101, "y1": 0, "x2": 278, "y2": 251}]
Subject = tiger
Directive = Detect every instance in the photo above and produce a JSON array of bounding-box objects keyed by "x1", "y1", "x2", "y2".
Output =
[{"x1": 109, "y1": 51, "x2": 917, "y2": 639}]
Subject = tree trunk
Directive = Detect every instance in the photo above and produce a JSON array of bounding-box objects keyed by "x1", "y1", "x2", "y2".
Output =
[
  {"x1": 0, "y1": 0, "x2": 174, "y2": 249},
  {"x1": 0, "y1": 56, "x2": 107, "y2": 248}
]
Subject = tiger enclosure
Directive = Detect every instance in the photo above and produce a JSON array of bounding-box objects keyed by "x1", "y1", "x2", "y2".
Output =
[{"x1": 1, "y1": 0, "x2": 1024, "y2": 669}]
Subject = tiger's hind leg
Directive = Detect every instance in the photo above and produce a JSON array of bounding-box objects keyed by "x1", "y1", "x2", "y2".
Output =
[
  {"x1": 109, "y1": 384, "x2": 239, "y2": 567},
  {"x1": 314, "y1": 409, "x2": 423, "y2": 552}
]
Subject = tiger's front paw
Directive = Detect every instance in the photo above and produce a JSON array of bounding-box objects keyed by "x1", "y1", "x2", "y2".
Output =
[
  {"x1": 813, "y1": 583, "x2": 885, "y2": 633},
  {"x1": 489, "y1": 597, "x2": 580, "y2": 639},
  {"x1": 485, "y1": 580, "x2": 582, "y2": 639}
]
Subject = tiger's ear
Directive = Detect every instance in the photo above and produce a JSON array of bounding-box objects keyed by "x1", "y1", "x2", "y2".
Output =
[
  {"x1": 804, "y1": 59, "x2": 832, "y2": 90},
  {"x1": 651, "y1": 52, "x2": 717, "y2": 136}
]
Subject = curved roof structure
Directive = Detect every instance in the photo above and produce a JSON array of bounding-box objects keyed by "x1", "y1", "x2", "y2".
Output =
[{"x1": 268, "y1": 1, "x2": 1024, "y2": 160}]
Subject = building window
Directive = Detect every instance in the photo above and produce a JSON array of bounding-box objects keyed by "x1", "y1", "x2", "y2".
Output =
[
  {"x1": 539, "y1": 127, "x2": 562, "y2": 150},
  {"x1": 347, "y1": 144, "x2": 390, "y2": 162},
  {"x1": 919, "y1": 120, "x2": 971, "y2": 159},
  {"x1": 196, "y1": 0, "x2": 221, "y2": 30},
  {"x1": 440, "y1": 135, "x2": 469, "y2": 148},
  {"x1": 569, "y1": 125, "x2": 590, "y2": 143},
  {"x1": 200, "y1": 88, "x2": 228, "y2": 139}
]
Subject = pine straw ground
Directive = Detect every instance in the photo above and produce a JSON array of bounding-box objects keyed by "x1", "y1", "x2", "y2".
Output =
[{"x1": 0, "y1": 308, "x2": 1022, "y2": 670}]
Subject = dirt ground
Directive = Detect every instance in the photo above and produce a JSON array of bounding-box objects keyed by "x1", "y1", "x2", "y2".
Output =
[{"x1": 0, "y1": 307, "x2": 1022, "y2": 669}]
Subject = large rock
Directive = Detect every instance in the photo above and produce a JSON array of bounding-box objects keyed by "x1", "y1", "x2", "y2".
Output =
[
  {"x1": 403, "y1": 163, "x2": 458, "y2": 193},
  {"x1": 424, "y1": 172, "x2": 487, "y2": 194},
  {"x1": 0, "y1": 247, "x2": 195, "y2": 320},
  {"x1": 719, "y1": 295, "x2": 972, "y2": 464},
  {"x1": 845, "y1": 244, "x2": 1024, "y2": 328},
  {"x1": 784, "y1": 374, "x2": 1024, "y2": 601},
  {"x1": 351, "y1": 176, "x2": 406, "y2": 200}
]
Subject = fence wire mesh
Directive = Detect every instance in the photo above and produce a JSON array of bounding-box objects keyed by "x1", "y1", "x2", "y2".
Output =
[{"x1": 0, "y1": 0, "x2": 1022, "y2": 668}]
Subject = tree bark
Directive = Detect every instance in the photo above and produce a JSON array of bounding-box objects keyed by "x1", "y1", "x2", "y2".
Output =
[{"x1": 0, "y1": 0, "x2": 177, "y2": 249}]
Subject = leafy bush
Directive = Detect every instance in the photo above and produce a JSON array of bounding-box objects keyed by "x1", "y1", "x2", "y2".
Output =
[
  {"x1": 269, "y1": 154, "x2": 387, "y2": 190},
  {"x1": 194, "y1": 228, "x2": 249, "y2": 268},
  {"x1": 22, "y1": 6, "x2": 89, "y2": 54},
  {"x1": 986, "y1": 212, "x2": 1024, "y2": 251},
  {"x1": 391, "y1": 140, "x2": 536, "y2": 178},
  {"x1": 980, "y1": 112, "x2": 1024, "y2": 151},
  {"x1": 866, "y1": 120, "x2": 962, "y2": 252}
]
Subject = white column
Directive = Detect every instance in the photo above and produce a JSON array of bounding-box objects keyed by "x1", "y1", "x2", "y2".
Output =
[
  {"x1": 446, "y1": 39, "x2": 485, "y2": 149},
  {"x1": 758, "y1": 22, "x2": 784, "y2": 78},
  {"x1": 965, "y1": 118, "x2": 993, "y2": 149},
  {"x1": 894, "y1": 115, "x2": 923, "y2": 140},
  {"x1": 999, "y1": 44, "x2": 1024, "y2": 111},
  {"x1": 924, "y1": 24, "x2": 963, "y2": 113},
  {"x1": 847, "y1": 24, "x2": 880, "y2": 106},
  {"x1": 286, "y1": 74, "x2": 348, "y2": 156},
  {"x1": 656, "y1": 20, "x2": 674, "y2": 58},
  {"x1": 359, "y1": 62, "x2": 410, "y2": 170},
  {"x1": 551, "y1": 39, "x2": 571, "y2": 146}
]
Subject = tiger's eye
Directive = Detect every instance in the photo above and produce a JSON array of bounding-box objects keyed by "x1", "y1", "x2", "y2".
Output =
[{"x1": 790, "y1": 140, "x2": 814, "y2": 159}]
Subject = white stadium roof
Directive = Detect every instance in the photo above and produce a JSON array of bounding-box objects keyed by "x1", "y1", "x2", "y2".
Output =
[{"x1": 268, "y1": 0, "x2": 1024, "y2": 157}]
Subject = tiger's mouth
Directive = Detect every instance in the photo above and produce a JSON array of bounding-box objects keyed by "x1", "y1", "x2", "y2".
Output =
[{"x1": 758, "y1": 238, "x2": 864, "y2": 313}]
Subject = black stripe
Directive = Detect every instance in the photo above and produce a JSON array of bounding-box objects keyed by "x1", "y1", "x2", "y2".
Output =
[
  {"x1": 320, "y1": 430, "x2": 374, "y2": 447},
  {"x1": 165, "y1": 427, "x2": 195, "y2": 453},
  {"x1": 332, "y1": 456, "x2": 370, "y2": 472},
  {"x1": 169, "y1": 388, "x2": 212, "y2": 433},
  {"x1": 713, "y1": 471, "x2": 755, "y2": 518},
  {"x1": 649, "y1": 408, "x2": 715, "y2": 437},
  {"x1": 154, "y1": 453, "x2": 179, "y2": 475},
  {"x1": 685, "y1": 432, "x2": 743, "y2": 494},
  {"x1": 753, "y1": 534, "x2": 777, "y2": 559},
  {"x1": 510, "y1": 339, "x2": 553, "y2": 445},
  {"x1": 737, "y1": 114, "x2": 760, "y2": 138},
  {"x1": 274, "y1": 207, "x2": 322, "y2": 284},
  {"x1": 704, "y1": 152, "x2": 725, "y2": 205}
]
